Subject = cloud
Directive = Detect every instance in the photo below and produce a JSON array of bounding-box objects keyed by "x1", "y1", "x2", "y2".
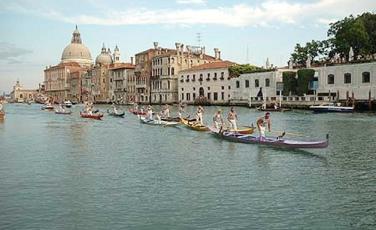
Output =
[
  {"x1": 2, "y1": 0, "x2": 376, "y2": 28},
  {"x1": 176, "y1": 0, "x2": 207, "y2": 4},
  {"x1": 0, "y1": 42, "x2": 32, "y2": 64}
]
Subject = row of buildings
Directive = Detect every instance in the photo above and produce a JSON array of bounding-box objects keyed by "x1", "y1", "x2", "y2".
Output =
[{"x1": 39, "y1": 26, "x2": 376, "y2": 108}]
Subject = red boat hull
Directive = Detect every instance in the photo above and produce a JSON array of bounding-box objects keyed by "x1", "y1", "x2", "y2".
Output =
[
  {"x1": 128, "y1": 109, "x2": 146, "y2": 116},
  {"x1": 80, "y1": 112, "x2": 103, "y2": 120}
]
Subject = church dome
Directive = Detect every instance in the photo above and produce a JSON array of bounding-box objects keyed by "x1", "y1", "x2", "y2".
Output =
[
  {"x1": 95, "y1": 43, "x2": 113, "y2": 65},
  {"x1": 61, "y1": 25, "x2": 92, "y2": 66}
]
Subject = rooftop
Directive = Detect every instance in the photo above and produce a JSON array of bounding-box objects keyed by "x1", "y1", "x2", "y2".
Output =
[{"x1": 180, "y1": 60, "x2": 235, "y2": 72}]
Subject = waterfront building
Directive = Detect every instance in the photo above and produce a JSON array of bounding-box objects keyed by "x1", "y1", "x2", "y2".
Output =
[
  {"x1": 10, "y1": 81, "x2": 38, "y2": 103},
  {"x1": 230, "y1": 68, "x2": 288, "y2": 106},
  {"x1": 108, "y1": 63, "x2": 135, "y2": 103},
  {"x1": 151, "y1": 43, "x2": 218, "y2": 104},
  {"x1": 44, "y1": 62, "x2": 87, "y2": 103},
  {"x1": 178, "y1": 60, "x2": 235, "y2": 105},
  {"x1": 313, "y1": 61, "x2": 376, "y2": 101},
  {"x1": 44, "y1": 26, "x2": 91, "y2": 102},
  {"x1": 127, "y1": 57, "x2": 136, "y2": 103},
  {"x1": 134, "y1": 47, "x2": 160, "y2": 104}
]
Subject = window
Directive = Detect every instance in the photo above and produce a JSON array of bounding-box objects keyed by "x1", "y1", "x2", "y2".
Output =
[
  {"x1": 207, "y1": 93, "x2": 211, "y2": 100},
  {"x1": 206, "y1": 73, "x2": 210, "y2": 81},
  {"x1": 228, "y1": 86, "x2": 231, "y2": 90},
  {"x1": 362, "y1": 72, "x2": 370, "y2": 83},
  {"x1": 186, "y1": 75, "x2": 190, "y2": 82},
  {"x1": 221, "y1": 86, "x2": 224, "y2": 90},
  {"x1": 265, "y1": 79, "x2": 270, "y2": 87},
  {"x1": 255, "y1": 79, "x2": 259, "y2": 87},
  {"x1": 236, "y1": 81, "x2": 240, "y2": 88},
  {"x1": 186, "y1": 93, "x2": 190, "y2": 101},
  {"x1": 221, "y1": 72, "x2": 224, "y2": 80},
  {"x1": 192, "y1": 74, "x2": 196, "y2": 81},
  {"x1": 221, "y1": 92, "x2": 224, "y2": 100},
  {"x1": 208, "y1": 87, "x2": 210, "y2": 90},
  {"x1": 328, "y1": 74, "x2": 335, "y2": 84},
  {"x1": 344, "y1": 73, "x2": 351, "y2": 84},
  {"x1": 193, "y1": 87, "x2": 195, "y2": 91},
  {"x1": 245, "y1": 80, "x2": 250, "y2": 88},
  {"x1": 181, "y1": 93, "x2": 184, "y2": 100},
  {"x1": 214, "y1": 92, "x2": 218, "y2": 101},
  {"x1": 168, "y1": 81, "x2": 170, "y2": 90},
  {"x1": 171, "y1": 67, "x2": 175, "y2": 75},
  {"x1": 193, "y1": 93, "x2": 196, "y2": 100},
  {"x1": 181, "y1": 88, "x2": 184, "y2": 91}
]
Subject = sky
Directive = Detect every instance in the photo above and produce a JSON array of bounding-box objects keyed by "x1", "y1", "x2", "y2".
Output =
[{"x1": 0, "y1": 0, "x2": 375, "y2": 93}]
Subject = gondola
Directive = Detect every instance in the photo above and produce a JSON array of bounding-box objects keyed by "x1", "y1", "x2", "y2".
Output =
[
  {"x1": 209, "y1": 127, "x2": 329, "y2": 149},
  {"x1": 139, "y1": 116, "x2": 179, "y2": 126},
  {"x1": 107, "y1": 109, "x2": 125, "y2": 117},
  {"x1": 180, "y1": 118, "x2": 209, "y2": 131},
  {"x1": 80, "y1": 112, "x2": 103, "y2": 120}
]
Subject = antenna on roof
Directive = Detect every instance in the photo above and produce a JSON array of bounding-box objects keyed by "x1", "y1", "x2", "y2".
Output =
[{"x1": 196, "y1": 32, "x2": 202, "y2": 47}]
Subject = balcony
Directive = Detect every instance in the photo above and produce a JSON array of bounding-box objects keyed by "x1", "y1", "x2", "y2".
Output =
[{"x1": 136, "y1": 83, "x2": 147, "y2": 89}]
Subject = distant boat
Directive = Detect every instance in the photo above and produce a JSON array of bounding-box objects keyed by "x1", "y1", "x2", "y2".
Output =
[
  {"x1": 309, "y1": 103, "x2": 353, "y2": 113},
  {"x1": 41, "y1": 104, "x2": 54, "y2": 110},
  {"x1": 64, "y1": 100, "x2": 73, "y2": 108}
]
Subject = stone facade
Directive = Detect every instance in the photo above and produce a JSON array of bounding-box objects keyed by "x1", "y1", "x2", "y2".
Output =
[
  {"x1": 44, "y1": 62, "x2": 86, "y2": 103},
  {"x1": 314, "y1": 62, "x2": 376, "y2": 101},
  {"x1": 108, "y1": 63, "x2": 135, "y2": 104},
  {"x1": 10, "y1": 81, "x2": 38, "y2": 103},
  {"x1": 178, "y1": 61, "x2": 234, "y2": 105},
  {"x1": 151, "y1": 43, "x2": 218, "y2": 104}
]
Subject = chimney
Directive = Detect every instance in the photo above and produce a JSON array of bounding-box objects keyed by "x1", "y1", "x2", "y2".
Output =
[
  {"x1": 214, "y1": 48, "x2": 219, "y2": 60},
  {"x1": 218, "y1": 50, "x2": 221, "y2": 60},
  {"x1": 153, "y1": 42, "x2": 158, "y2": 49},
  {"x1": 180, "y1": 44, "x2": 184, "y2": 55},
  {"x1": 130, "y1": 57, "x2": 134, "y2": 65}
]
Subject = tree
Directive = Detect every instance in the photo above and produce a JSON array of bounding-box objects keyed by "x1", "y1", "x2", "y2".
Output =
[
  {"x1": 228, "y1": 64, "x2": 272, "y2": 78},
  {"x1": 290, "y1": 40, "x2": 329, "y2": 65},
  {"x1": 282, "y1": 71, "x2": 297, "y2": 96}
]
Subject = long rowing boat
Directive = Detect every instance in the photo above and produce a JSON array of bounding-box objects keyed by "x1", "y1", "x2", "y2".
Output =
[
  {"x1": 180, "y1": 118, "x2": 209, "y2": 131},
  {"x1": 129, "y1": 108, "x2": 146, "y2": 116},
  {"x1": 209, "y1": 127, "x2": 329, "y2": 149},
  {"x1": 210, "y1": 126, "x2": 255, "y2": 135},
  {"x1": 139, "y1": 116, "x2": 179, "y2": 126},
  {"x1": 80, "y1": 112, "x2": 103, "y2": 120}
]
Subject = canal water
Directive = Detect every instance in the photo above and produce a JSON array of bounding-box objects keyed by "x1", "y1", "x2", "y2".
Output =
[{"x1": 0, "y1": 104, "x2": 375, "y2": 229}]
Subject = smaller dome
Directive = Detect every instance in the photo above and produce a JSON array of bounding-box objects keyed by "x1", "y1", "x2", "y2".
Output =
[
  {"x1": 95, "y1": 43, "x2": 112, "y2": 65},
  {"x1": 96, "y1": 53, "x2": 113, "y2": 65}
]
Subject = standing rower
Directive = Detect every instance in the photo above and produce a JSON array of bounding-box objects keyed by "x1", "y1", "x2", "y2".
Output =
[
  {"x1": 213, "y1": 110, "x2": 224, "y2": 129},
  {"x1": 196, "y1": 106, "x2": 204, "y2": 125},
  {"x1": 256, "y1": 112, "x2": 272, "y2": 132},
  {"x1": 227, "y1": 107, "x2": 238, "y2": 130}
]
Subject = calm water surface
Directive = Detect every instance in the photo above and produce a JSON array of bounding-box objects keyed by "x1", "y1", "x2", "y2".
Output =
[{"x1": 0, "y1": 104, "x2": 375, "y2": 229}]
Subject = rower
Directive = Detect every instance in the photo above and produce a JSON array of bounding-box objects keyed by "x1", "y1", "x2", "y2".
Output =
[
  {"x1": 227, "y1": 107, "x2": 238, "y2": 131},
  {"x1": 213, "y1": 110, "x2": 224, "y2": 129},
  {"x1": 164, "y1": 104, "x2": 170, "y2": 118},
  {"x1": 257, "y1": 118, "x2": 266, "y2": 141},
  {"x1": 196, "y1": 106, "x2": 204, "y2": 125},
  {"x1": 256, "y1": 112, "x2": 272, "y2": 133},
  {"x1": 146, "y1": 106, "x2": 153, "y2": 120}
]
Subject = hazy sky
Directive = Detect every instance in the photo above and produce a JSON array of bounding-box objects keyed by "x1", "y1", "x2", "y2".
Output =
[{"x1": 0, "y1": 0, "x2": 375, "y2": 93}]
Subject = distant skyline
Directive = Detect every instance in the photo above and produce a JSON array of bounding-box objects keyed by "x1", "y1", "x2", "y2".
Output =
[{"x1": 0, "y1": 0, "x2": 375, "y2": 93}]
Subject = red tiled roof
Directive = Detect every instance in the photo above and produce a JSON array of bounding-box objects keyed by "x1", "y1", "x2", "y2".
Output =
[{"x1": 180, "y1": 60, "x2": 236, "y2": 72}]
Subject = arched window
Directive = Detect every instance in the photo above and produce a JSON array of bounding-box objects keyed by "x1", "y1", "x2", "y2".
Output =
[
  {"x1": 171, "y1": 67, "x2": 175, "y2": 75},
  {"x1": 245, "y1": 80, "x2": 249, "y2": 88},
  {"x1": 255, "y1": 79, "x2": 259, "y2": 87},
  {"x1": 362, "y1": 72, "x2": 370, "y2": 83},
  {"x1": 265, "y1": 79, "x2": 270, "y2": 87},
  {"x1": 328, "y1": 74, "x2": 335, "y2": 84},
  {"x1": 236, "y1": 81, "x2": 240, "y2": 88},
  {"x1": 344, "y1": 73, "x2": 351, "y2": 84}
]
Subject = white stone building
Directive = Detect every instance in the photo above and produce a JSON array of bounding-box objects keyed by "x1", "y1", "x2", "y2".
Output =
[
  {"x1": 230, "y1": 69, "x2": 288, "y2": 105},
  {"x1": 313, "y1": 62, "x2": 376, "y2": 101},
  {"x1": 178, "y1": 61, "x2": 235, "y2": 105}
]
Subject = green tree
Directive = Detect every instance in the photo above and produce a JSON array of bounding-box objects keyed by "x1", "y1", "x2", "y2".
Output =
[
  {"x1": 296, "y1": 69, "x2": 315, "y2": 96},
  {"x1": 228, "y1": 64, "x2": 272, "y2": 78},
  {"x1": 291, "y1": 40, "x2": 329, "y2": 65},
  {"x1": 282, "y1": 71, "x2": 297, "y2": 96}
]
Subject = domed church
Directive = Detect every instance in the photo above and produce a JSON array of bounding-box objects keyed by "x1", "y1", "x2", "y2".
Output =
[
  {"x1": 61, "y1": 25, "x2": 92, "y2": 67},
  {"x1": 95, "y1": 43, "x2": 113, "y2": 66}
]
